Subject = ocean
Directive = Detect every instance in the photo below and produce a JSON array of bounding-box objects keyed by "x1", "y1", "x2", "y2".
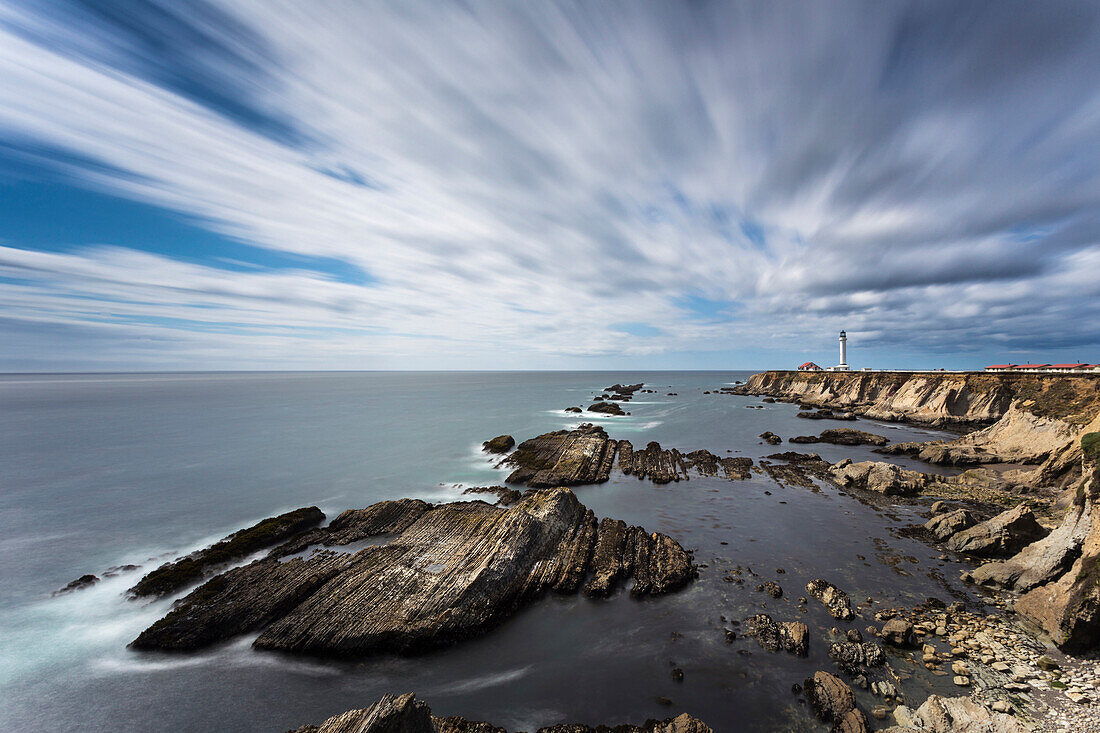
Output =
[{"x1": 0, "y1": 371, "x2": 978, "y2": 731}]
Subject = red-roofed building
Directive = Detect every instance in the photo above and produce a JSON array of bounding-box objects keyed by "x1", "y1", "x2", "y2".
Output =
[
  {"x1": 798, "y1": 361, "x2": 822, "y2": 371},
  {"x1": 985, "y1": 364, "x2": 1017, "y2": 371},
  {"x1": 1048, "y1": 363, "x2": 1089, "y2": 370},
  {"x1": 1016, "y1": 364, "x2": 1051, "y2": 370}
]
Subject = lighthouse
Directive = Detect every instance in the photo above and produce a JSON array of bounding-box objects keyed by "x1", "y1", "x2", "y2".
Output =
[{"x1": 837, "y1": 330, "x2": 849, "y2": 371}]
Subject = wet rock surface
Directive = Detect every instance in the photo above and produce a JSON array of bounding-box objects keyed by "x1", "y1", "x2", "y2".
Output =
[
  {"x1": 462, "y1": 485, "x2": 523, "y2": 506},
  {"x1": 789, "y1": 428, "x2": 890, "y2": 446},
  {"x1": 53, "y1": 574, "x2": 99, "y2": 595},
  {"x1": 289, "y1": 692, "x2": 713, "y2": 733},
  {"x1": 805, "y1": 671, "x2": 869, "y2": 732},
  {"x1": 746, "y1": 614, "x2": 808, "y2": 656},
  {"x1": 132, "y1": 489, "x2": 695, "y2": 656},
  {"x1": 128, "y1": 506, "x2": 325, "y2": 599},
  {"x1": 482, "y1": 435, "x2": 515, "y2": 454},
  {"x1": 807, "y1": 579, "x2": 855, "y2": 621}
]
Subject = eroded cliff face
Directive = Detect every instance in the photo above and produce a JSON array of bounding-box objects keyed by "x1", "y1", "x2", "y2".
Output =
[
  {"x1": 741, "y1": 371, "x2": 1100, "y2": 491},
  {"x1": 739, "y1": 371, "x2": 1100, "y2": 427}
]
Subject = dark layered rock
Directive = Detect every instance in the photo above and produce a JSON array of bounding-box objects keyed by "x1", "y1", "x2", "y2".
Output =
[
  {"x1": 943, "y1": 504, "x2": 1047, "y2": 557},
  {"x1": 128, "y1": 506, "x2": 325, "y2": 599},
  {"x1": 807, "y1": 579, "x2": 854, "y2": 621},
  {"x1": 788, "y1": 429, "x2": 889, "y2": 447},
  {"x1": 462, "y1": 486, "x2": 523, "y2": 506},
  {"x1": 746, "y1": 613, "x2": 807, "y2": 656},
  {"x1": 617, "y1": 440, "x2": 687, "y2": 483},
  {"x1": 290, "y1": 692, "x2": 713, "y2": 733},
  {"x1": 482, "y1": 435, "x2": 515, "y2": 454},
  {"x1": 924, "y1": 509, "x2": 977, "y2": 541},
  {"x1": 680, "y1": 450, "x2": 753, "y2": 481},
  {"x1": 504, "y1": 425, "x2": 617, "y2": 487},
  {"x1": 805, "y1": 671, "x2": 869, "y2": 733},
  {"x1": 828, "y1": 640, "x2": 885, "y2": 675},
  {"x1": 797, "y1": 409, "x2": 858, "y2": 421},
  {"x1": 759, "y1": 431, "x2": 782, "y2": 445},
  {"x1": 588, "y1": 402, "x2": 626, "y2": 416},
  {"x1": 53, "y1": 574, "x2": 99, "y2": 596},
  {"x1": 132, "y1": 489, "x2": 695, "y2": 655},
  {"x1": 759, "y1": 452, "x2": 832, "y2": 489}
]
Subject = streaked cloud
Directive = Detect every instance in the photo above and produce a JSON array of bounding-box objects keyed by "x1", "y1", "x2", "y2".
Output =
[{"x1": 0, "y1": 0, "x2": 1097, "y2": 370}]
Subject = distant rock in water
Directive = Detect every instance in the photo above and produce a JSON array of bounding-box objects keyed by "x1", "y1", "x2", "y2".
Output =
[
  {"x1": 797, "y1": 409, "x2": 858, "y2": 421},
  {"x1": 481, "y1": 435, "x2": 515, "y2": 453},
  {"x1": 759, "y1": 431, "x2": 782, "y2": 445},
  {"x1": 127, "y1": 506, "x2": 325, "y2": 599},
  {"x1": 53, "y1": 574, "x2": 99, "y2": 596},
  {"x1": 288, "y1": 692, "x2": 713, "y2": 733},
  {"x1": 564, "y1": 406, "x2": 583, "y2": 413},
  {"x1": 588, "y1": 401, "x2": 626, "y2": 415},
  {"x1": 788, "y1": 428, "x2": 889, "y2": 446},
  {"x1": 131, "y1": 488, "x2": 695, "y2": 655}
]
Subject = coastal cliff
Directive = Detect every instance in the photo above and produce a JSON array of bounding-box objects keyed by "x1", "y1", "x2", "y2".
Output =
[{"x1": 737, "y1": 370, "x2": 1100, "y2": 427}]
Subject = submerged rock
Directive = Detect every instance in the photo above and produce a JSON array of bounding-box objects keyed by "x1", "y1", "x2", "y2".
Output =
[
  {"x1": 797, "y1": 409, "x2": 858, "y2": 421},
  {"x1": 806, "y1": 579, "x2": 855, "y2": 621},
  {"x1": 943, "y1": 503, "x2": 1047, "y2": 557},
  {"x1": 290, "y1": 692, "x2": 713, "y2": 733},
  {"x1": 482, "y1": 435, "x2": 516, "y2": 453},
  {"x1": 132, "y1": 489, "x2": 695, "y2": 655},
  {"x1": 789, "y1": 429, "x2": 889, "y2": 447},
  {"x1": 127, "y1": 506, "x2": 325, "y2": 599}
]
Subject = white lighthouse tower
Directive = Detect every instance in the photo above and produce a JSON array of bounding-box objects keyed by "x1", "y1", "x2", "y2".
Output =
[{"x1": 837, "y1": 330, "x2": 849, "y2": 371}]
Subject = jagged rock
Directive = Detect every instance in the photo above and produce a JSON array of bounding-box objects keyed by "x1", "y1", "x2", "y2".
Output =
[
  {"x1": 128, "y1": 506, "x2": 325, "y2": 599},
  {"x1": 680, "y1": 449, "x2": 753, "y2": 481},
  {"x1": 53, "y1": 574, "x2": 99, "y2": 595},
  {"x1": 829, "y1": 461, "x2": 927, "y2": 496},
  {"x1": 880, "y1": 695, "x2": 1026, "y2": 732},
  {"x1": 759, "y1": 452, "x2": 832, "y2": 489},
  {"x1": 789, "y1": 429, "x2": 889, "y2": 447},
  {"x1": 923, "y1": 509, "x2": 977, "y2": 541},
  {"x1": 747, "y1": 614, "x2": 808, "y2": 656},
  {"x1": 462, "y1": 486, "x2": 523, "y2": 506},
  {"x1": 930, "y1": 501, "x2": 949, "y2": 515},
  {"x1": 944, "y1": 503, "x2": 1047, "y2": 557},
  {"x1": 828, "y1": 641, "x2": 885, "y2": 675},
  {"x1": 759, "y1": 431, "x2": 782, "y2": 445},
  {"x1": 618, "y1": 440, "x2": 688, "y2": 483},
  {"x1": 482, "y1": 435, "x2": 515, "y2": 453},
  {"x1": 758, "y1": 581, "x2": 783, "y2": 598},
  {"x1": 290, "y1": 692, "x2": 714, "y2": 733},
  {"x1": 807, "y1": 578, "x2": 855, "y2": 621},
  {"x1": 1017, "y1": 435, "x2": 1100, "y2": 650},
  {"x1": 504, "y1": 425, "x2": 617, "y2": 487},
  {"x1": 879, "y1": 618, "x2": 914, "y2": 647},
  {"x1": 805, "y1": 671, "x2": 867, "y2": 732},
  {"x1": 132, "y1": 489, "x2": 694, "y2": 655},
  {"x1": 588, "y1": 402, "x2": 625, "y2": 416}
]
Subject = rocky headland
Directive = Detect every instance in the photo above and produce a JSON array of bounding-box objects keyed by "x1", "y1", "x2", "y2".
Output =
[
  {"x1": 131, "y1": 488, "x2": 695, "y2": 655},
  {"x1": 288, "y1": 692, "x2": 713, "y2": 733}
]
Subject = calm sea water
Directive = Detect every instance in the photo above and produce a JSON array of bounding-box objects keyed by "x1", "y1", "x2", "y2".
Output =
[{"x1": 0, "y1": 372, "x2": 979, "y2": 731}]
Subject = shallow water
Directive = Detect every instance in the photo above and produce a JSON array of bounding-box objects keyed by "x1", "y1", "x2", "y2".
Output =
[{"x1": 0, "y1": 371, "x2": 978, "y2": 731}]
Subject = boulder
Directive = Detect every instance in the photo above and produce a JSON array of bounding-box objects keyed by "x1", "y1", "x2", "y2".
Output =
[
  {"x1": 944, "y1": 504, "x2": 1048, "y2": 557},
  {"x1": 806, "y1": 578, "x2": 855, "y2": 621},
  {"x1": 747, "y1": 614, "x2": 808, "y2": 656},
  {"x1": 127, "y1": 506, "x2": 325, "y2": 599},
  {"x1": 880, "y1": 618, "x2": 915, "y2": 647},
  {"x1": 759, "y1": 431, "x2": 782, "y2": 445},
  {"x1": 564, "y1": 406, "x2": 582, "y2": 413},
  {"x1": 879, "y1": 694, "x2": 1026, "y2": 733},
  {"x1": 132, "y1": 489, "x2": 695, "y2": 656},
  {"x1": 829, "y1": 461, "x2": 928, "y2": 496},
  {"x1": 482, "y1": 435, "x2": 515, "y2": 453},
  {"x1": 588, "y1": 402, "x2": 626, "y2": 416},
  {"x1": 828, "y1": 640, "x2": 885, "y2": 675},
  {"x1": 805, "y1": 671, "x2": 867, "y2": 732},
  {"x1": 924, "y1": 509, "x2": 977, "y2": 541}
]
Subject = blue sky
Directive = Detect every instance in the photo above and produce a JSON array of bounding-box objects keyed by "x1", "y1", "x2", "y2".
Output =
[{"x1": 0, "y1": 1, "x2": 1098, "y2": 371}]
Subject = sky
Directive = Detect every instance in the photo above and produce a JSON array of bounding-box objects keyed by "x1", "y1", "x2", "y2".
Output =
[{"x1": 0, "y1": 1, "x2": 1099, "y2": 372}]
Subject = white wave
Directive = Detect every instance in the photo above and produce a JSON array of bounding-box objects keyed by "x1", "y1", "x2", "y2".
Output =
[{"x1": 429, "y1": 665, "x2": 533, "y2": 695}]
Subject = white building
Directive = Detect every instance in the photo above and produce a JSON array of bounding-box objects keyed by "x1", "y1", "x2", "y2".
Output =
[{"x1": 827, "y1": 330, "x2": 850, "y2": 371}]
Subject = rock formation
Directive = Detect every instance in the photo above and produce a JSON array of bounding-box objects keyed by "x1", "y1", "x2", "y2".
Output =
[
  {"x1": 128, "y1": 506, "x2": 325, "y2": 599},
  {"x1": 746, "y1": 613, "x2": 808, "y2": 656},
  {"x1": 132, "y1": 489, "x2": 695, "y2": 655},
  {"x1": 804, "y1": 671, "x2": 869, "y2": 733},
  {"x1": 923, "y1": 509, "x2": 977, "y2": 541},
  {"x1": 829, "y1": 460, "x2": 928, "y2": 496},
  {"x1": 789, "y1": 428, "x2": 889, "y2": 446},
  {"x1": 588, "y1": 402, "x2": 626, "y2": 415},
  {"x1": 289, "y1": 692, "x2": 713, "y2": 733},
  {"x1": 503, "y1": 425, "x2": 618, "y2": 487},
  {"x1": 500, "y1": 426, "x2": 753, "y2": 487},
  {"x1": 806, "y1": 579, "x2": 854, "y2": 621},
  {"x1": 1015, "y1": 433, "x2": 1100, "y2": 650},
  {"x1": 482, "y1": 435, "x2": 515, "y2": 453},
  {"x1": 881, "y1": 694, "x2": 1025, "y2": 733},
  {"x1": 943, "y1": 504, "x2": 1047, "y2": 557}
]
